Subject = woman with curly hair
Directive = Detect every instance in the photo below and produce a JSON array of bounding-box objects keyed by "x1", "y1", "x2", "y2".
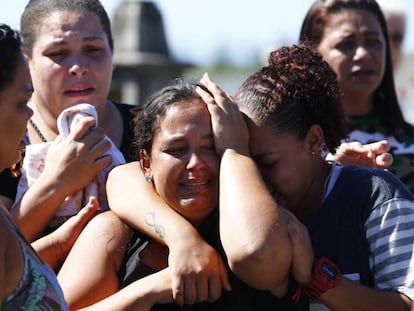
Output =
[
  {"x1": 230, "y1": 43, "x2": 413, "y2": 310},
  {"x1": 58, "y1": 78, "x2": 304, "y2": 310},
  {"x1": 61, "y1": 43, "x2": 413, "y2": 310}
]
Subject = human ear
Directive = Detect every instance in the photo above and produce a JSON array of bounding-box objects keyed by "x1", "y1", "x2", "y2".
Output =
[
  {"x1": 306, "y1": 125, "x2": 325, "y2": 155},
  {"x1": 139, "y1": 149, "x2": 152, "y2": 181}
]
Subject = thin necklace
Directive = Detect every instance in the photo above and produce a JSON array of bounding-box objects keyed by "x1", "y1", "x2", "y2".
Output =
[{"x1": 28, "y1": 118, "x2": 48, "y2": 143}]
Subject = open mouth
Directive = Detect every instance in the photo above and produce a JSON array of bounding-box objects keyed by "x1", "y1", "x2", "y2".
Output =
[
  {"x1": 64, "y1": 87, "x2": 94, "y2": 96},
  {"x1": 180, "y1": 177, "x2": 214, "y2": 192},
  {"x1": 350, "y1": 69, "x2": 376, "y2": 79},
  {"x1": 181, "y1": 180, "x2": 209, "y2": 188}
]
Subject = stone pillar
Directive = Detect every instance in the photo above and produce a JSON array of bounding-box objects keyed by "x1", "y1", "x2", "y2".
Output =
[{"x1": 110, "y1": 1, "x2": 192, "y2": 105}]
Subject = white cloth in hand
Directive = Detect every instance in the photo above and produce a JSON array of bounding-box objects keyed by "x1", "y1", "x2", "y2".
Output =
[{"x1": 13, "y1": 103, "x2": 126, "y2": 228}]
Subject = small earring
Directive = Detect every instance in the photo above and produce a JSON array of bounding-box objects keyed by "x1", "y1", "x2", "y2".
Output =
[
  {"x1": 311, "y1": 150, "x2": 316, "y2": 155},
  {"x1": 145, "y1": 175, "x2": 152, "y2": 183}
]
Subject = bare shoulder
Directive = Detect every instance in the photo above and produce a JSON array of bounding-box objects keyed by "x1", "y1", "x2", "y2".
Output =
[
  {"x1": 0, "y1": 210, "x2": 24, "y2": 301},
  {"x1": 109, "y1": 161, "x2": 140, "y2": 177},
  {"x1": 84, "y1": 211, "x2": 131, "y2": 239},
  {"x1": 107, "y1": 161, "x2": 145, "y2": 193}
]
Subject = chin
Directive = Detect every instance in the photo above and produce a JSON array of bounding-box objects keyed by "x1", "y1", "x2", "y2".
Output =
[
  {"x1": 180, "y1": 197, "x2": 210, "y2": 209},
  {"x1": 179, "y1": 198, "x2": 216, "y2": 216}
]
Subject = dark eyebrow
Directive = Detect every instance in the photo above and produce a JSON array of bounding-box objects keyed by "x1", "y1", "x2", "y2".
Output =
[
  {"x1": 82, "y1": 36, "x2": 106, "y2": 43},
  {"x1": 166, "y1": 132, "x2": 213, "y2": 145},
  {"x1": 364, "y1": 29, "x2": 383, "y2": 36},
  {"x1": 48, "y1": 36, "x2": 105, "y2": 47},
  {"x1": 166, "y1": 136, "x2": 186, "y2": 144}
]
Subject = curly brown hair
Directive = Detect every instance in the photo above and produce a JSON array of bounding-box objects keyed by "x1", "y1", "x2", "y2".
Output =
[{"x1": 235, "y1": 43, "x2": 347, "y2": 154}]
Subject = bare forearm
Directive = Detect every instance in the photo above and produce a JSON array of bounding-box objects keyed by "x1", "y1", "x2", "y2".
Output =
[
  {"x1": 219, "y1": 149, "x2": 292, "y2": 289},
  {"x1": 31, "y1": 235, "x2": 61, "y2": 270},
  {"x1": 320, "y1": 277, "x2": 411, "y2": 311},
  {"x1": 79, "y1": 269, "x2": 172, "y2": 311},
  {"x1": 78, "y1": 284, "x2": 155, "y2": 311},
  {"x1": 11, "y1": 175, "x2": 68, "y2": 241}
]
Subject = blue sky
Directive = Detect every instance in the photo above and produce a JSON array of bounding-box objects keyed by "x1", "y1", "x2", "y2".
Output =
[{"x1": 1, "y1": 0, "x2": 413, "y2": 66}]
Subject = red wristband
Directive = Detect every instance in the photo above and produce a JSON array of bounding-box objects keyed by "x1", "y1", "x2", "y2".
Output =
[{"x1": 292, "y1": 257, "x2": 341, "y2": 303}]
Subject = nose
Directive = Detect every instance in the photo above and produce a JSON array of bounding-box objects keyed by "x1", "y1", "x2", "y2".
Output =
[
  {"x1": 353, "y1": 45, "x2": 369, "y2": 61},
  {"x1": 186, "y1": 149, "x2": 206, "y2": 170},
  {"x1": 68, "y1": 55, "x2": 89, "y2": 77}
]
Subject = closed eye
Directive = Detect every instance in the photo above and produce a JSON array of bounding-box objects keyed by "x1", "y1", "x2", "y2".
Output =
[
  {"x1": 253, "y1": 153, "x2": 279, "y2": 169},
  {"x1": 85, "y1": 47, "x2": 105, "y2": 55},
  {"x1": 335, "y1": 40, "x2": 355, "y2": 51},
  {"x1": 164, "y1": 146, "x2": 187, "y2": 156},
  {"x1": 47, "y1": 50, "x2": 67, "y2": 58}
]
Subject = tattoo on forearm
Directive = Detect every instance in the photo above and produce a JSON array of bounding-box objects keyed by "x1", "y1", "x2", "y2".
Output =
[{"x1": 144, "y1": 212, "x2": 165, "y2": 239}]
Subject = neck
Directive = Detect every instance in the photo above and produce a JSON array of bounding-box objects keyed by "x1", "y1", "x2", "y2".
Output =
[
  {"x1": 99, "y1": 100, "x2": 112, "y2": 129},
  {"x1": 27, "y1": 103, "x2": 59, "y2": 143},
  {"x1": 100, "y1": 100, "x2": 123, "y2": 148},
  {"x1": 27, "y1": 99, "x2": 119, "y2": 144},
  {"x1": 342, "y1": 93, "x2": 373, "y2": 117}
]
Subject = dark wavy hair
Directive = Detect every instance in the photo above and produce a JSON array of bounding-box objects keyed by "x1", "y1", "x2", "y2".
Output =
[
  {"x1": 0, "y1": 24, "x2": 26, "y2": 176},
  {"x1": 0, "y1": 24, "x2": 22, "y2": 93},
  {"x1": 132, "y1": 80, "x2": 202, "y2": 157},
  {"x1": 21, "y1": 0, "x2": 113, "y2": 57},
  {"x1": 235, "y1": 44, "x2": 347, "y2": 154},
  {"x1": 299, "y1": 0, "x2": 409, "y2": 135}
]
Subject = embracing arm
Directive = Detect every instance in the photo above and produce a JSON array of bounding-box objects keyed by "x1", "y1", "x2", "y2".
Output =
[
  {"x1": 197, "y1": 73, "x2": 294, "y2": 290},
  {"x1": 11, "y1": 118, "x2": 111, "y2": 241},
  {"x1": 107, "y1": 162, "x2": 200, "y2": 246},
  {"x1": 107, "y1": 162, "x2": 230, "y2": 305},
  {"x1": 219, "y1": 149, "x2": 293, "y2": 289}
]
